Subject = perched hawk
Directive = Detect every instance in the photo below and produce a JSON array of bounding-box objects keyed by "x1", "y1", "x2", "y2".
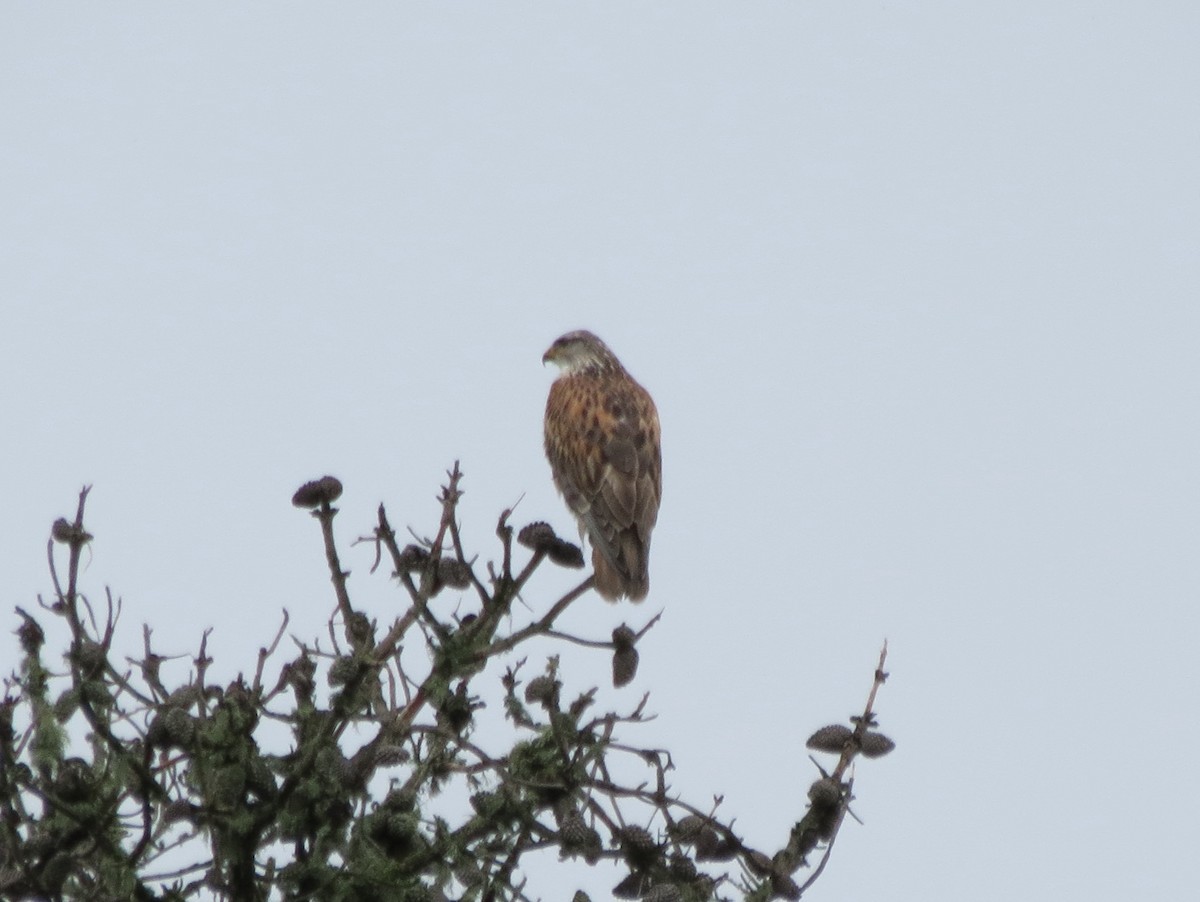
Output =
[{"x1": 543, "y1": 330, "x2": 662, "y2": 602}]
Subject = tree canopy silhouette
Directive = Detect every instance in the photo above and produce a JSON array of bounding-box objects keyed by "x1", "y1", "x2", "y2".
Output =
[{"x1": 1, "y1": 467, "x2": 893, "y2": 900}]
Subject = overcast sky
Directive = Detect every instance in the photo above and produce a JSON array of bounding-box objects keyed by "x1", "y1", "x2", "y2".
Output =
[{"x1": 3, "y1": 4, "x2": 1198, "y2": 900}]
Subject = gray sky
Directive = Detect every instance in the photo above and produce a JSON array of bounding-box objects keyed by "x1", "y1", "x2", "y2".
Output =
[{"x1": 3, "y1": 4, "x2": 1198, "y2": 899}]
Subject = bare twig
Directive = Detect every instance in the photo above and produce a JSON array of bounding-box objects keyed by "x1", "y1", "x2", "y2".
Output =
[
  {"x1": 252, "y1": 609, "x2": 290, "y2": 695},
  {"x1": 313, "y1": 498, "x2": 356, "y2": 635},
  {"x1": 483, "y1": 575, "x2": 595, "y2": 659}
]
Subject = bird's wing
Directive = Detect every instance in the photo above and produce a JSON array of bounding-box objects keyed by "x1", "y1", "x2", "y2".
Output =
[{"x1": 545, "y1": 371, "x2": 660, "y2": 582}]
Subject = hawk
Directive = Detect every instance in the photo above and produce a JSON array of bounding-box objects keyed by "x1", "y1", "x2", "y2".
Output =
[{"x1": 543, "y1": 330, "x2": 662, "y2": 602}]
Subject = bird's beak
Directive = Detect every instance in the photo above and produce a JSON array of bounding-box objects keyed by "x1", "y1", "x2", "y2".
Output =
[{"x1": 542, "y1": 347, "x2": 555, "y2": 366}]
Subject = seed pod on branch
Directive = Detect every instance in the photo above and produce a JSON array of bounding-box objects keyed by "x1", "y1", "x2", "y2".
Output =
[
  {"x1": 291, "y1": 475, "x2": 343, "y2": 508},
  {"x1": 524, "y1": 674, "x2": 561, "y2": 711},
  {"x1": 806, "y1": 724, "x2": 853, "y2": 754},
  {"x1": 668, "y1": 814, "x2": 710, "y2": 843},
  {"x1": 435, "y1": 558, "x2": 472, "y2": 590},
  {"x1": 611, "y1": 624, "x2": 639, "y2": 687},
  {"x1": 643, "y1": 885, "x2": 683, "y2": 902},
  {"x1": 517, "y1": 521, "x2": 584, "y2": 568},
  {"x1": 395, "y1": 544, "x2": 430, "y2": 572},
  {"x1": 859, "y1": 730, "x2": 896, "y2": 758},
  {"x1": 617, "y1": 825, "x2": 661, "y2": 870},
  {"x1": 612, "y1": 872, "x2": 651, "y2": 899},
  {"x1": 558, "y1": 810, "x2": 603, "y2": 864}
]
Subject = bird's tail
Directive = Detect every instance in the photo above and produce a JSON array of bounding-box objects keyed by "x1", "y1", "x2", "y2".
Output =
[{"x1": 592, "y1": 544, "x2": 649, "y2": 603}]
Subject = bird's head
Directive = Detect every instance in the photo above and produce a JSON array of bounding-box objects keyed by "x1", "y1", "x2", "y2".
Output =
[{"x1": 542, "y1": 330, "x2": 618, "y2": 375}]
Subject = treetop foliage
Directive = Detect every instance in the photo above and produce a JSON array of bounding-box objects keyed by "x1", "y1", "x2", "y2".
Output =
[{"x1": 1, "y1": 466, "x2": 893, "y2": 901}]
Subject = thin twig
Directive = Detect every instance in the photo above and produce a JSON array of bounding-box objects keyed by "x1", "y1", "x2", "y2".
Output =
[
  {"x1": 252, "y1": 609, "x2": 290, "y2": 695},
  {"x1": 314, "y1": 499, "x2": 356, "y2": 630},
  {"x1": 483, "y1": 575, "x2": 595, "y2": 659}
]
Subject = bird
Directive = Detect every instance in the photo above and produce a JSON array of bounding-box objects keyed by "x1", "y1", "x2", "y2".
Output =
[{"x1": 542, "y1": 330, "x2": 662, "y2": 601}]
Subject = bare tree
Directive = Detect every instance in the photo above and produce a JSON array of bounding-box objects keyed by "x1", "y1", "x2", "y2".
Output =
[{"x1": 0, "y1": 467, "x2": 893, "y2": 901}]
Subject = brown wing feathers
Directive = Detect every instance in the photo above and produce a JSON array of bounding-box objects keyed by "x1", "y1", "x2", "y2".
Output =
[{"x1": 544, "y1": 348, "x2": 660, "y2": 602}]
